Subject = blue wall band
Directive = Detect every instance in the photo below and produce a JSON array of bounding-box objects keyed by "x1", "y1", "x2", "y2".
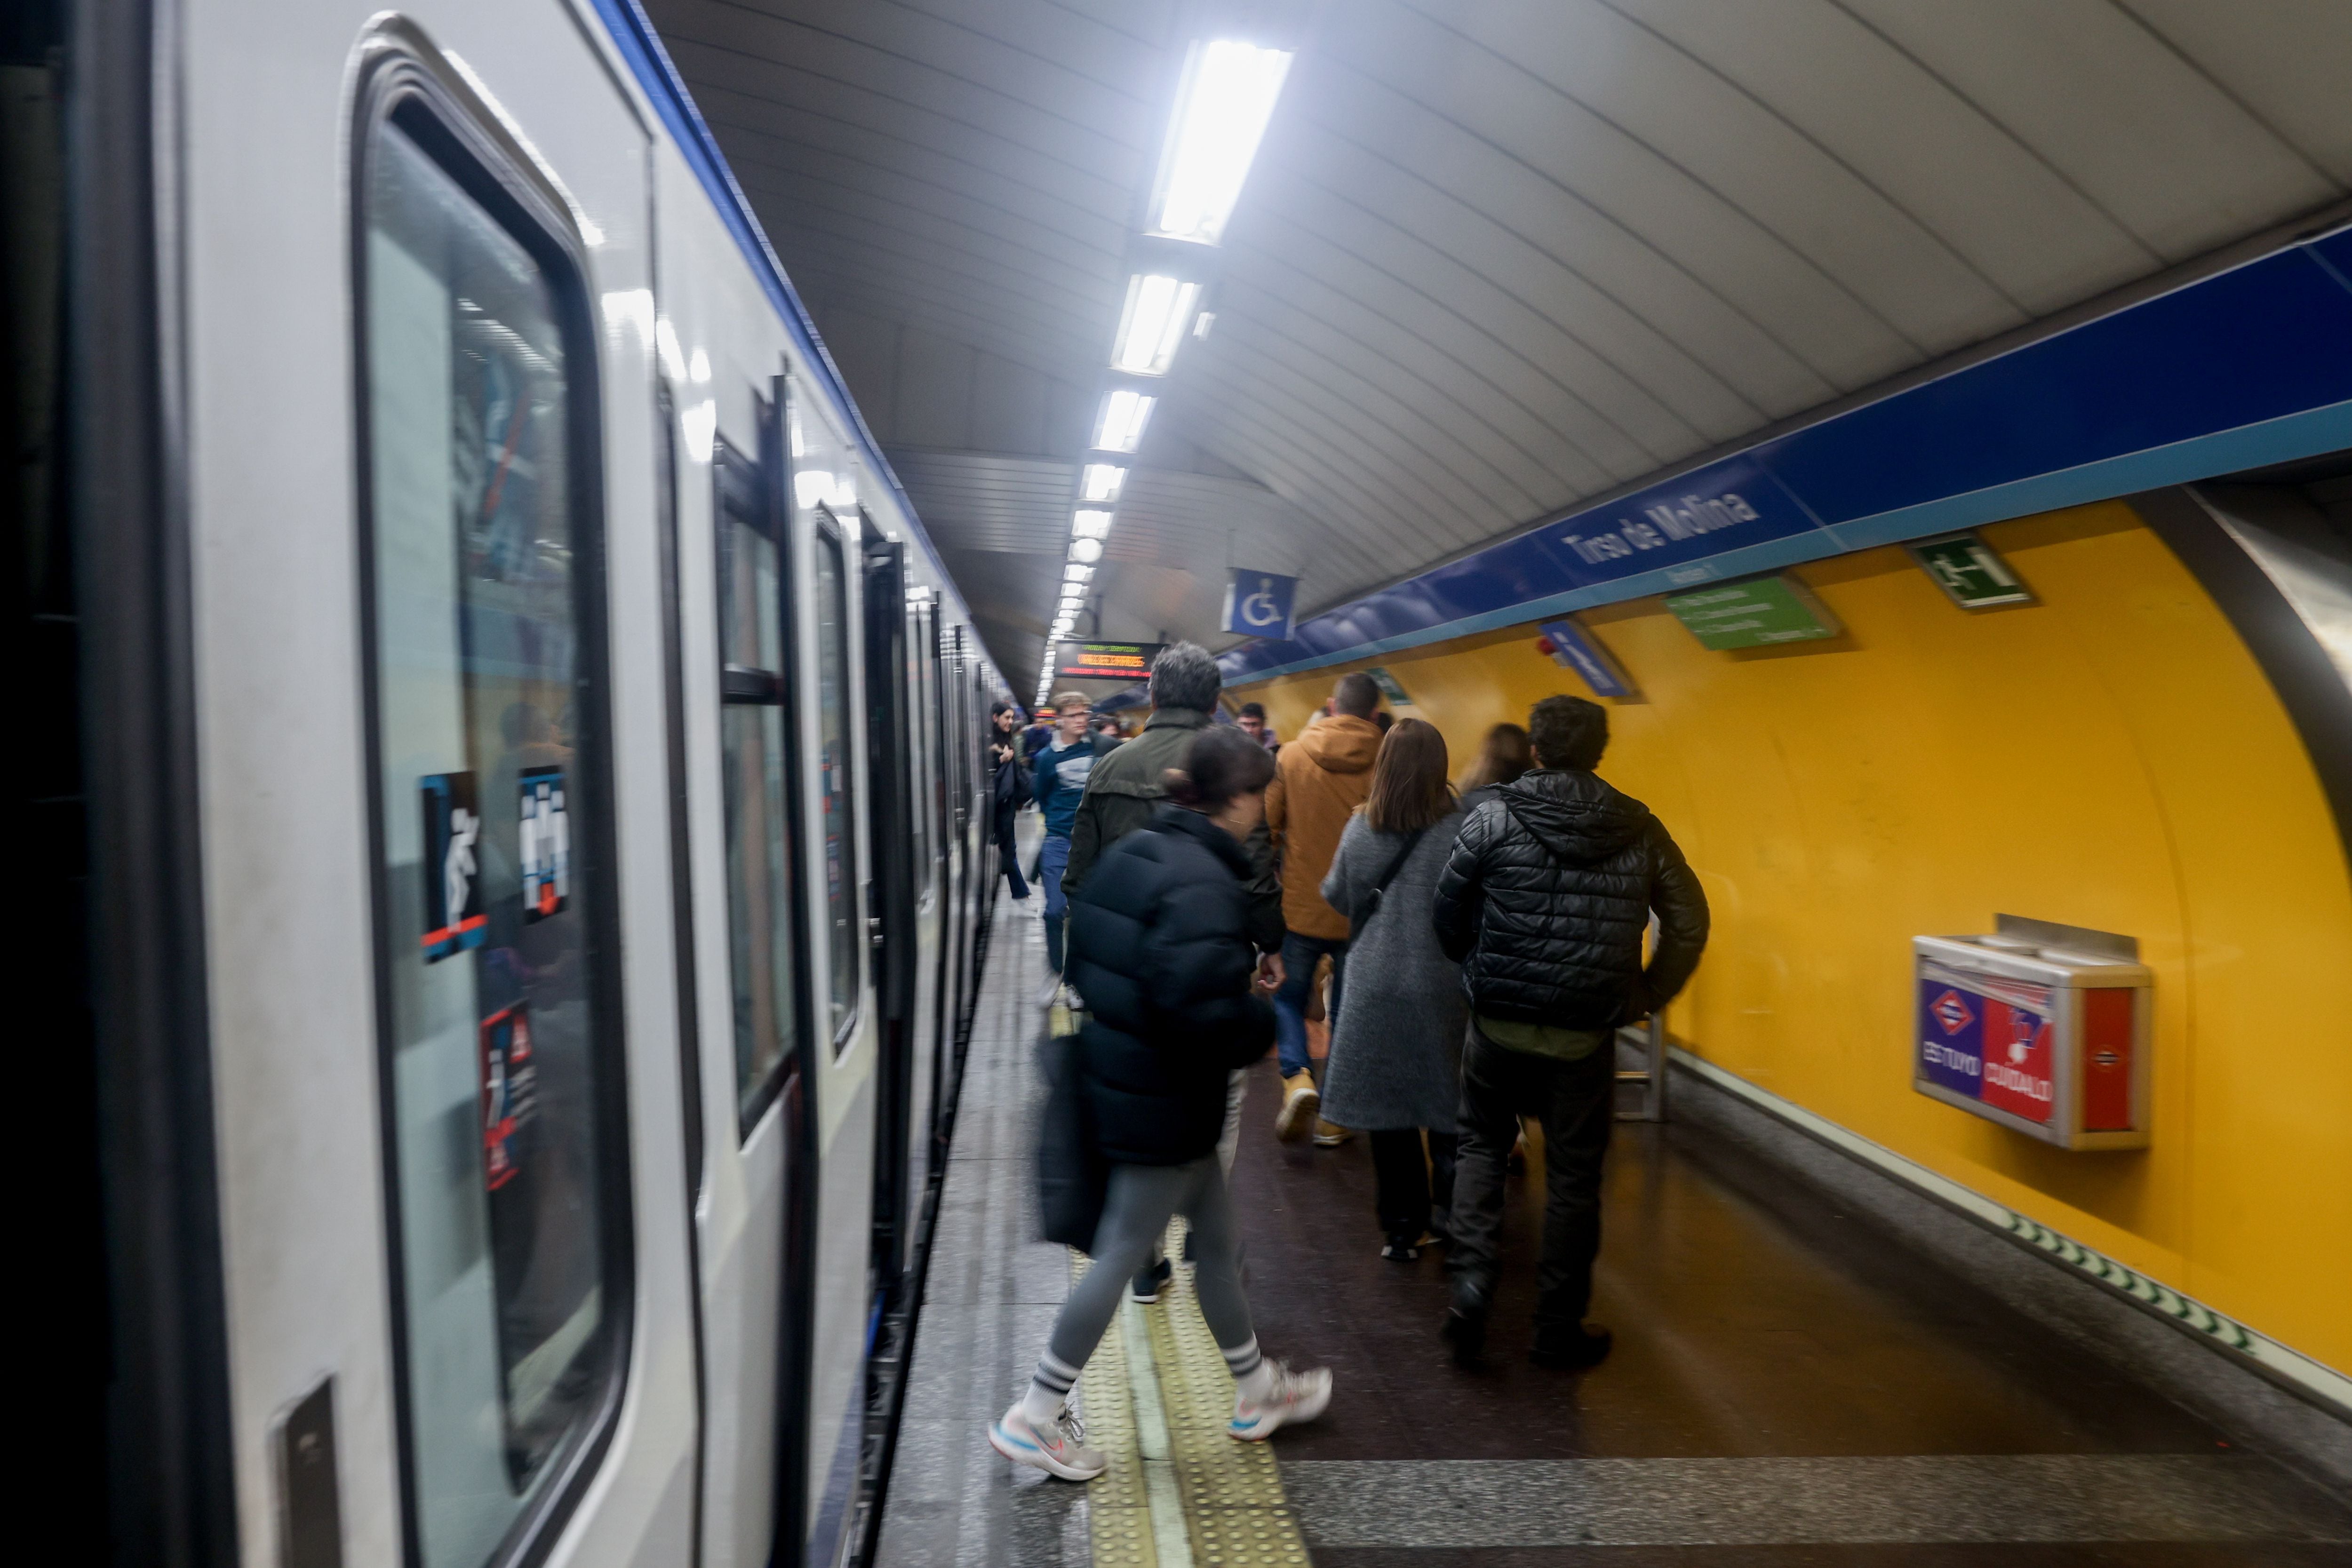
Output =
[{"x1": 1217, "y1": 225, "x2": 2352, "y2": 687}]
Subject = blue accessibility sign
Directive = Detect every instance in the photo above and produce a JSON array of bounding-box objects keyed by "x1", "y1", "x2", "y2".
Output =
[{"x1": 1221, "y1": 568, "x2": 1298, "y2": 640}]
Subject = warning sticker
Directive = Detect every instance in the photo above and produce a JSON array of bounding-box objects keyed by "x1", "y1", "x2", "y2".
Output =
[
  {"x1": 518, "y1": 766, "x2": 569, "y2": 923},
  {"x1": 420, "y1": 772, "x2": 486, "y2": 962}
]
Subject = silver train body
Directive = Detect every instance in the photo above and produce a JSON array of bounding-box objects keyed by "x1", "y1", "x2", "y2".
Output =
[{"x1": 36, "y1": 5, "x2": 1006, "y2": 1567}]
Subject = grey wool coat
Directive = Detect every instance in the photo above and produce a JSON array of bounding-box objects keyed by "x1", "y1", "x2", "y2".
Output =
[{"x1": 1318, "y1": 806, "x2": 1468, "y2": 1133}]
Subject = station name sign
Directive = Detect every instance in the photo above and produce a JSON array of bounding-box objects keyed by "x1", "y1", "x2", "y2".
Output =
[{"x1": 1054, "y1": 640, "x2": 1163, "y2": 681}]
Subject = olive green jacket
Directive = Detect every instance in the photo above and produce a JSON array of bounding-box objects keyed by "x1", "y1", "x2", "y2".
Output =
[{"x1": 1061, "y1": 705, "x2": 1284, "y2": 952}]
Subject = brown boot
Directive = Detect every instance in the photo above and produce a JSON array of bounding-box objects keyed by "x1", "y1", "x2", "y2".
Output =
[{"x1": 1276, "y1": 1072, "x2": 1320, "y2": 1142}]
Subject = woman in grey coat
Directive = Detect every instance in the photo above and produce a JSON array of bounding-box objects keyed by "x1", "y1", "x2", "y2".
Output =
[{"x1": 1318, "y1": 718, "x2": 1467, "y2": 1260}]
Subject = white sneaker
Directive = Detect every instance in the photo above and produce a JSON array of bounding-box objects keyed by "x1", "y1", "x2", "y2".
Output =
[
  {"x1": 1228, "y1": 1361, "x2": 1332, "y2": 1441},
  {"x1": 988, "y1": 1401, "x2": 1107, "y2": 1480}
]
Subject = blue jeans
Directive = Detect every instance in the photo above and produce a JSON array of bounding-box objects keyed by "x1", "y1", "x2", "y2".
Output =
[
  {"x1": 1273, "y1": 931, "x2": 1347, "y2": 1079},
  {"x1": 1040, "y1": 833, "x2": 1071, "y2": 971}
]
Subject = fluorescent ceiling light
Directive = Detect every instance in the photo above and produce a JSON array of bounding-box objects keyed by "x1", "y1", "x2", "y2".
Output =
[
  {"x1": 1074, "y1": 509, "x2": 1114, "y2": 539},
  {"x1": 1081, "y1": 464, "x2": 1127, "y2": 502},
  {"x1": 1065, "y1": 563, "x2": 1093, "y2": 583},
  {"x1": 1094, "y1": 390, "x2": 1155, "y2": 454},
  {"x1": 1151, "y1": 40, "x2": 1293, "y2": 245},
  {"x1": 1071, "y1": 536, "x2": 1104, "y2": 564},
  {"x1": 1112, "y1": 274, "x2": 1201, "y2": 375},
  {"x1": 1193, "y1": 311, "x2": 1216, "y2": 340}
]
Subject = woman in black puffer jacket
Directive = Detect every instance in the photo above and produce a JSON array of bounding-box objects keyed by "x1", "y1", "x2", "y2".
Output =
[{"x1": 988, "y1": 727, "x2": 1334, "y2": 1482}]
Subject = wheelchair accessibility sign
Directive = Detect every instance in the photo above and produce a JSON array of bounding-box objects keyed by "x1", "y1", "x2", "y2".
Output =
[{"x1": 1221, "y1": 569, "x2": 1298, "y2": 640}]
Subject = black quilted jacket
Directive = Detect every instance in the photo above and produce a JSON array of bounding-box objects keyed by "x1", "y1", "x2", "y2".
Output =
[
  {"x1": 1432, "y1": 770, "x2": 1709, "y2": 1030},
  {"x1": 1068, "y1": 805, "x2": 1278, "y2": 1164}
]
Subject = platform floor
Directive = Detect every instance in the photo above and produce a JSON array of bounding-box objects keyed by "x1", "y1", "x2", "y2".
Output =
[{"x1": 877, "y1": 860, "x2": 2351, "y2": 1566}]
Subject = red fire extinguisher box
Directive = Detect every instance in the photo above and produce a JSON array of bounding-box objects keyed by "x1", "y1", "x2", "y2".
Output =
[{"x1": 1913, "y1": 915, "x2": 2151, "y2": 1151}]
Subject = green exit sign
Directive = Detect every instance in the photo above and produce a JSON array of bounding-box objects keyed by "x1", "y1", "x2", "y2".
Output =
[
  {"x1": 1665, "y1": 575, "x2": 1841, "y2": 651},
  {"x1": 1907, "y1": 532, "x2": 2035, "y2": 609}
]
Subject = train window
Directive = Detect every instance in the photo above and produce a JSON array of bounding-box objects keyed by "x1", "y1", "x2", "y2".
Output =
[
  {"x1": 358, "y1": 103, "x2": 624, "y2": 1568},
  {"x1": 812, "y1": 516, "x2": 861, "y2": 1045},
  {"x1": 716, "y1": 439, "x2": 804, "y2": 1130}
]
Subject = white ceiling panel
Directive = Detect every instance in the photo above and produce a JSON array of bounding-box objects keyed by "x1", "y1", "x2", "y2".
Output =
[{"x1": 646, "y1": 0, "x2": 2352, "y2": 698}]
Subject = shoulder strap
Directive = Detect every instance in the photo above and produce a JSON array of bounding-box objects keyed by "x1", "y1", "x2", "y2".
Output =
[{"x1": 1348, "y1": 826, "x2": 1429, "y2": 939}]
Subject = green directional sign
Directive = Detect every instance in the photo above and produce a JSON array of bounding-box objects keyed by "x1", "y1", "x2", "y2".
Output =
[
  {"x1": 1908, "y1": 532, "x2": 2035, "y2": 609},
  {"x1": 1364, "y1": 666, "x2": 1413, "y2": 706},
  {"x1": 1665, "y1": 575, "x2": 1841, "y2": 651}
]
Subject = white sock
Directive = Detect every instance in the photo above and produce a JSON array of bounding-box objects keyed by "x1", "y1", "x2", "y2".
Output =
[
  {"x1": 1226, "y1": 1338, "x2": 1273, "y2": 1402},
  {"x1": 1023, "y1": 1352, "x2": 1079, "y2": 1426}
]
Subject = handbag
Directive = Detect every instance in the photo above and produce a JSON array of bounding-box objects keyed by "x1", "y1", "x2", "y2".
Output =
[
  {"x1": 1347, "y1": 827, "x2": 1429, "y2": 941},
  {"x1": 1035, "y1": 992, "x2": 1108, "y2": 1252}
]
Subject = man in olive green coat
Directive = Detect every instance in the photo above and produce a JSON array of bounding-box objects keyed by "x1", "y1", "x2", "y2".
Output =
[{"x1": 1061, "y1": 643, "x2": 1284, "y2": 955}]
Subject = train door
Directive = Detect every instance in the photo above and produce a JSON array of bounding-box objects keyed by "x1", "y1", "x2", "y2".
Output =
[
  {"x1": 175, "y1": 12, "x2": 696, "y2": 1568},
  {"x1": 901, "y1": 599, "x2": 943, "y2": 1241},
  {"x1": 923, "y1": 608, "x2": 957, "y2": 1159},
  {"x1": 788, "y1": 397, "x2": 881, "y2": 1568},
  {"x1": 858, "y1": 534, "x2": 919, "y2": 1297},
  {"x1": 944, "y1": 628, "x2": 973, "y2": 1055},
  {"x1": 696, "y1": 411, "x2": 815, "y2": 1568}
]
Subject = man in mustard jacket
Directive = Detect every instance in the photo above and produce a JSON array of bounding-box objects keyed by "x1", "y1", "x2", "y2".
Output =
[{"x1": 1264, "y1": 671, "x2": 1384, "y2": 1143}]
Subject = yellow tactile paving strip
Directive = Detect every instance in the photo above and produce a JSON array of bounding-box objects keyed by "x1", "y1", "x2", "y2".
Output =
[
  {"x1": 1149, "y1": 1223, "x2": 1313, "y2": 1568},
  {"x1": 1076, "y1": 1225, "x2": 1316, "y2": 1567},
  {"x1": 1073, "y1": 1254, "x2": 1161, "y2": 1568}
]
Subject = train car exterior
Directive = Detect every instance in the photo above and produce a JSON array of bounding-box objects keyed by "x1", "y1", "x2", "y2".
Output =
[{"x1": 28, "y1": 4, "x2": 1008, "y2": 1568}]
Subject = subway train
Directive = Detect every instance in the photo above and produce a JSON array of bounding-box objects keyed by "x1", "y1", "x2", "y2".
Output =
[{"x1": 20, "y1": 5, "x2": 1011, "y2": 1568}]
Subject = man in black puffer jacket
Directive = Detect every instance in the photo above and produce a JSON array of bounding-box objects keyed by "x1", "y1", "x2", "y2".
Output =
[{"x1": 1432, "y1": 694, "x2": 1709, "y2": 1370}]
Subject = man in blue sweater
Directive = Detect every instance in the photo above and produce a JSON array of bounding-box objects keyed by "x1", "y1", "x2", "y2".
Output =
[{"x1": 1032, "y1": 692, "x2": 1117, "y2": 1000}]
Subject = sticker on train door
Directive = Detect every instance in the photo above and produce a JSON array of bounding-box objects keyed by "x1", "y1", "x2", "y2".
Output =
[
  {"x1": 419, "y1": 772, "x2": 486, "y2": 961},
  {"x1": 518, "y1": 766, "x2": 569, "y2": 922},
  {"x1": 478, "y1": 1002, "x2": 537, "y2": 1190}
]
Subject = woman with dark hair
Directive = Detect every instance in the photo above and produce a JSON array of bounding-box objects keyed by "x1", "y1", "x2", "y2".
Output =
[
  {"x1": 1457, "y1": 721, "x2": 1533, "y2": 808},
  {"x1": 1318, "y1": 718, "x2": 1468, "y2": 1259},
  {"x1": 990, "y1": 725, "x2": 1332, "y2": 1480}
]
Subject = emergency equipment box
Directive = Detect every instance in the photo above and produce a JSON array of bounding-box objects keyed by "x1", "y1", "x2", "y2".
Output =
[{"x1": 1913, "y1": 915, "x2": 2150, "y2": 1150}]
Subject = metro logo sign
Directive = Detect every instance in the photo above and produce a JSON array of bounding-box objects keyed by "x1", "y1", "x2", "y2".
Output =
[
  {"x1": 1916, "y1": 978, "x2": 1983, "y2": 1098},
  {"x1": 1929, "y1": 989, "x2": 1974, "y2": 1035}
]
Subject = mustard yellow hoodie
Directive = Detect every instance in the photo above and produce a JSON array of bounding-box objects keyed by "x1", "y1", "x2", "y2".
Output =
[{"x1": 1265, "y1": 714, "x2": 1383, "y2": 940}]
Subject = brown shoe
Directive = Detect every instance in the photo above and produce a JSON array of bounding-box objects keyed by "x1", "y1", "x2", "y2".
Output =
[
  {"x1": 1276, "y1": 1072, "x2": 1319, "y2": 1142},
  {"x1": 1312, "y1": 1118, "x2": 1353, "y2": 1147}
]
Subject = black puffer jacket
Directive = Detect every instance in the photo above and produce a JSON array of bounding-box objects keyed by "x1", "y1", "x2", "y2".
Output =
[
  {"x1": 1433, "y1": 769, "x2": 1709, "y2": 1029},
  {"x1": 1068, "y1": 805, "x2": 1278, "y2": 1164}
]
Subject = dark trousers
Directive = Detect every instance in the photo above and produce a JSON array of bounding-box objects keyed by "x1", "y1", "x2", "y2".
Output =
[
  {"x1": 1448, "y1": 1025, "x2": 1614, "y2": 1330},
  {"x1": 1368, "y1": 1128, "x2": 1459, "y2": 1242},
  {"x1": 997, "y1": 837, "x2": 1029, "y2": 900}
]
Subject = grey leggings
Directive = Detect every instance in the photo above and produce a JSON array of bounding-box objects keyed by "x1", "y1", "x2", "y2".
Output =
[{"x1": 1047, "y1": 1155, "x2": 1255, "y2": 1371}]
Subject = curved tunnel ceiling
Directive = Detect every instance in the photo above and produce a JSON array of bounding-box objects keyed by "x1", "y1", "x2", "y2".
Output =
[{"x1": 643, "y1": 0, "x2": 2352, "y2": 700}]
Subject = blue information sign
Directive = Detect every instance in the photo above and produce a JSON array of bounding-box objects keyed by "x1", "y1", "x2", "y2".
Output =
[{"x1": 1222, "y1": 569, "x2": 1299, "y2": 640}]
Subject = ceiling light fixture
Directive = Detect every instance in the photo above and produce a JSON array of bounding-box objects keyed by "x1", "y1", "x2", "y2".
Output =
[
  {"x1": 1065, "y1": 562, "x2": 1093, "y2": 583},
  {"x1": 1071, "y1": 536, "x2": 1104, "y2": 564},
  {"x1": 1074, "y1": 508, "x2": 1114, "y2": 539},
  {"x1": 1081, "y1": 463, "x2": 1127, "y2": 502},
  {"x1": 1150, "y1": 40, "x2": 1294, "y2": 246},
  {"x1": 1111, "y1": 274, "x2": 1202, "y2": 375},
  {"x1": 1093, "y1": 389, "x2": 1155, "y2": 453}
]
